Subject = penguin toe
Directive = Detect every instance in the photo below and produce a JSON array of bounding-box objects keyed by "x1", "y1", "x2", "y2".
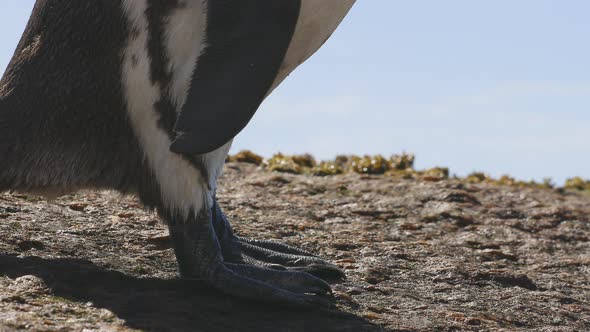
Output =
[
  {"x1": 230, "y1": 239, "x2": 345, "y2": 282},
  {"x1": 236, "y1": 236, "x2": 316, "y2": 257},
  {"x1": 287, "y1": 264, "x2": 346, "y2": 282},
  {"x1": 192, "y1": 262, "x2": 337, "y2": 308}
]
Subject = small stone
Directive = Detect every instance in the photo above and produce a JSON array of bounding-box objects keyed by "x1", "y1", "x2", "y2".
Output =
[
  {"x1": 335, "y1": 292, "x2": 359, "y2": 308},
  {"x1": 147, "y1": 234, "x2": 172, "y2": 250},
  {"x1": 336, "y1": 258, "x2": 356, "y2": 264},
  {"x1": 363, "y1": 267, "x2": 389, "y2": 285},
  {"x1": 98, "y1": 308, "x2": 116, "y2": 320},
  {"x1": 465, "y1": 317, "x2": 482, "y2": 326},
  {"x1": 368, "y1": 306, "x2": 387, "y2": 313},
  {"x1": 10, "y1": 275, "x2": 50, "y2": 295},
  {"x1": 347, "y1": 287, "x2": 364, "y2": 295},
  {"x1": 480, "y1": 249, "x2": 518, "y2": 262},
  {"x1": 400, "y1": 223, "x2": 422, "y2": 231},
  {"x1": 117, "y1": 212, "x2": 135, "y2": 218},
  {"x1": 68, "y1": 203, "x2": 88, "y2": 211},
  {"x1": 362, "y1": 312, "x2": 383, "y2": 320},
  {"x1": 446, "y1": 312, "x2": 465, "y2": 320}
]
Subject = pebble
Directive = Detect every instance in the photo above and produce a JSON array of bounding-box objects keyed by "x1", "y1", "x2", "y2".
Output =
[
  {"x1": 9, "y1": 275, "x2": 50, "y2": 295},
  {"x1": 68, "y1": 203, "x2": 88, "y2": 212}
]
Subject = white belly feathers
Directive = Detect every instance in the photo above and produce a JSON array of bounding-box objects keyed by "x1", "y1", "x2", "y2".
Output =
[{"x1": 120, "y1": 0, "x2": 227, "y2": 219}]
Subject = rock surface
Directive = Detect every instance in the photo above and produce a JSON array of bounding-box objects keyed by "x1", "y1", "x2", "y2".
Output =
[{"x1": 0, "y1": 162, "x2": 589, "y2": 331}]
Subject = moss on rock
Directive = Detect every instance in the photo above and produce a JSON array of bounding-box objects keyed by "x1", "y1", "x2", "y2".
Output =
[{"x1": 226, "y1": 151, "x2": 585, "y2": 194}]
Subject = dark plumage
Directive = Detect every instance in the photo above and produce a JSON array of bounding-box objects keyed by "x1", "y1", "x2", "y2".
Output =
[{"x1": 0, "y1": 0, "x2": 356, "y2": 306}]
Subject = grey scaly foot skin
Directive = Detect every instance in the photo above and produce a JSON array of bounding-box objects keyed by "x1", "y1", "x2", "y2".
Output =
[
  {"x1": 237, "y1": 237, "x2": 316, "y2": 257},
  {"x1": 238, "y1": 241, "x2": 345, "y2": 280},
  {"x1": 168, "y1": 206, "x2": 337, "y2": 307},
  {"x1": 211, "y1": 199, "x2": 345, "y2": 281}
]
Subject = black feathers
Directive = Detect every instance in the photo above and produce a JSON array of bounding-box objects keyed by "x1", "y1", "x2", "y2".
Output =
[
  {"x1": 0, "y1": 0, "x2": 143, "y2": 193},
  {"x1": 170, "y1": 0, "x2": 301, "y2": 155}
]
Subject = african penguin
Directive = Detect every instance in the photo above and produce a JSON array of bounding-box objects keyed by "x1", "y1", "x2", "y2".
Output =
[{"x1": 0, "y1": 0, "x2": 356, "y2": 306}]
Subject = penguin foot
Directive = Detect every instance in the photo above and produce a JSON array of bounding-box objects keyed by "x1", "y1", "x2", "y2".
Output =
[
  {"x1": 211, "y1": 199, "x2": 345, "y2": 281},
  {"x1": 237, "y1": 237, "x2": 316, "y2": 256},
  {"x1": 168, "y1": 209, "x2": 335, "y2": 307},
  {"x1": 236, "y1": 238, "x2": 345, "y2": 281},
  {"x1": 206, "y1": 263, "x2": 336, "y2": 308}
]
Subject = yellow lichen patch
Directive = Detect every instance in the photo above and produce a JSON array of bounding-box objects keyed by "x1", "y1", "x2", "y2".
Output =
[
  {"x1": 349, "y1": 155, "x2": 390, "y2": 175},
  {"x1": 465, "y1": 172, "x2": 554, "y2": 189},
  {"x1": 386, "y1": 168, "x2": 417, "y2": 180},
  {"x1": 422, "y1": 167, "x2": 450, "y2": 182},
  {"x1": 264, "y1": 153, "x2": 322, "y2": 174},
  {"x1": 292, "y1": 154, "x2": 317, "y2": 168},
  {"x1": 239, "y1": 151, "x2": 579, "y2": 193},
  {"x1": 496, "y1": 175, "x2": 521, "y2": 187},
  {"x1": 334, "y1": 155, "x2": 350, "y2": 167},
  {"x1": 263, "y1": 153, "x2": 419, "y2": 177},
  {"x1": 564, "y1": 177, "x2": 590, "y2": 191},
  {"x1": 226, "y1": 150, "x2": 264, "y2": 165},
  {"x1": 496, "y1": 175, "x2": 547, "y2": 189},
  {"x1": 389, "y1": 153, "x2": 415, "y2": 170},
  {"x1": 312, "y1": 162, "x2": 344, "y2": 176},
  {"x1": 466, "y1": 172, "x2": 491, "y2": 184},
  {"x1": 346, "y1": 156, "x2": 362, "y2": 173},
  {"x1": 264, "y1": 153, "x2": 303, "y2": 174}
]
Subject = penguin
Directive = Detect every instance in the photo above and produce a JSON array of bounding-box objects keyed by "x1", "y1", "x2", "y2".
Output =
[{"x1": 0, "y1": 0, "x2": 356, "y2": 307}]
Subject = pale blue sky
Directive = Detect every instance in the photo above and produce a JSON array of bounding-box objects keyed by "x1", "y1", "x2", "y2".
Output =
[{"x1": 1, "y1": 1, "x2": 589, "y2": 184}]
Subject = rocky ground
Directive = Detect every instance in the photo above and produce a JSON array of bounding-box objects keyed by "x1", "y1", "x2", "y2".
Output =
[{"x1": 0, "y1": 161, "x2": 589, "y2": 331}]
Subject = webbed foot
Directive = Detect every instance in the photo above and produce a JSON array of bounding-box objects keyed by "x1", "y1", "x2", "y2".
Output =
[
  {"x1": 168, "y1": 204, "x2": 339, "y2": 307},
  {"x1": 211, "y1": 199, "x2": 345, "y2": 281}
]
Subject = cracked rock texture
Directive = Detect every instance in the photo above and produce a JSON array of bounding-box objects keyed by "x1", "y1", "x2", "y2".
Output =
[{"x1": 0, "y1": 162, "x2": 589, "y2": 331}]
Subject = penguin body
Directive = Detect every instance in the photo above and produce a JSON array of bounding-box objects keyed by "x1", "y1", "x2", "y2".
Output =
[
  {"x1": 0, "y1": 1, "x2": 143, "y2": 199},
  {"x1": 0, "y1": 0, "x2": 356, "y2": 306}
]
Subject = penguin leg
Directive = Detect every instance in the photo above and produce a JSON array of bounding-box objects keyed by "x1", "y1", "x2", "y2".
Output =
[
  {"x1": 211, "y1": 198, "x2": 345, "y2": 281},
  {"x1": 168, "y1": 208, "x2": 335, "y2": 307}
]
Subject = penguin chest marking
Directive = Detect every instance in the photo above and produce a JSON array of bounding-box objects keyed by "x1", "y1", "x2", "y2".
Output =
[{"x1": 121, "y1": 0, "x2": 225, "y2": 218}]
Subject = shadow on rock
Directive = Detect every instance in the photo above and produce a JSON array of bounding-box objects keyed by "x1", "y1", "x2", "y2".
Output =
[{"x1": 0, "y1": 254, "x2": 381, "y2": 332}]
